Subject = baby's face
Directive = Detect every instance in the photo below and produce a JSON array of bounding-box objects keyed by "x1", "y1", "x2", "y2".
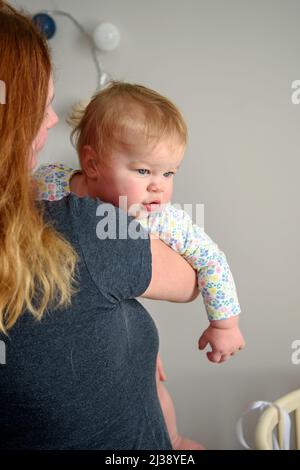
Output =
[{"x1": 96, "y1": 137, "x2": 184, "y2": 216}]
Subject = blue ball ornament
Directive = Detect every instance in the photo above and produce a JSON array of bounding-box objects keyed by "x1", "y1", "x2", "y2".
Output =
[{"x1": 32, "y1": 13, "x2": 56, "y2": 40}]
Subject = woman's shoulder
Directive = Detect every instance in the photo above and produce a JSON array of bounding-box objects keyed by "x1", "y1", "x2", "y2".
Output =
[
  {"x1": 41, "y1": 194, "x2": 132, "y2": 238},
  {"x1": 41, "y1": 193, "x2": 102, "y2": 221},
  {"x1": 41, "y1": 194, "x2": 152, "y2": 302}
]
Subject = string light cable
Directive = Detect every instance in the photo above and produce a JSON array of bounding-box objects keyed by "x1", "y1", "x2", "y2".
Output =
[{"x1": 32, "y1": 9, "x2": 121, "y2": 90}]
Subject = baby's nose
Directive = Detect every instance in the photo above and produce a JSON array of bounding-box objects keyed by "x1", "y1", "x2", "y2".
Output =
[{"x1": 147, "y1": 181, "x2": 163, "y2": 192}]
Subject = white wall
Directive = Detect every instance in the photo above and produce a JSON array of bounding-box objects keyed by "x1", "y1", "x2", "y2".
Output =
[{"x1": 14, "y1": 0, "x2": 300, "y2": 449}]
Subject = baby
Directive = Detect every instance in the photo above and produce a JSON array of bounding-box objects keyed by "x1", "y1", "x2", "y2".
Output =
[{"x1": 34, "y1": 81, "x2": 245, "y2": 450}]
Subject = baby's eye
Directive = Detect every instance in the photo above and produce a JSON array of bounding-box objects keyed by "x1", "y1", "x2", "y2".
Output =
[
  {"x1": 136, "y1": 169, "x2": 150, "y2": 175},
  {"x1": 163, "y1": 171, "x2": 175, "y2": 178}
]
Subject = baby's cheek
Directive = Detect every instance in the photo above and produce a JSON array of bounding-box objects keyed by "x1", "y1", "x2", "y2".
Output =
[
  {"x1": 163, "y1": 185, "x2": 173, "y2": 203},
  {"x1": 108, "y1": 181, "x2": 135, "y2": 209},
  {"x1": 124, "y1": 182, "x2": 143, "y2": 204}
]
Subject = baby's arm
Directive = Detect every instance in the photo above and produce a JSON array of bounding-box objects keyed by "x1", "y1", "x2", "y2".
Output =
[{"x1": 139, "y1": 205, "x2": 245, "y2": 362}]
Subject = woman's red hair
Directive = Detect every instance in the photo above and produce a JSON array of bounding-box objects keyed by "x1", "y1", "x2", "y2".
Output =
[{"x1": 0, "y1": 1, "x2": 77, "y2": 334}]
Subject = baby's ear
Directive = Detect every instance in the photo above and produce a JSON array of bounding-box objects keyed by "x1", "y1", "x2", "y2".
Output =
[{"x1": 81, "y1": 145, "x2": 99, "y2": 179}]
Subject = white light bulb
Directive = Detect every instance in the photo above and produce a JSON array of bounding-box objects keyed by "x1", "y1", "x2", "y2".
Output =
[{"x1": 93, "y1": 23, "x2": 120, "y2": 51}]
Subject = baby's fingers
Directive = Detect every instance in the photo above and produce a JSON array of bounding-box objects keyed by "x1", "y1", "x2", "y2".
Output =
[
  {"x1": 198, "y1": 334, "x2": 209, "y2": 350},
  {"x1": 232, "y1": 343, "x2": 246, "y2": 354},
  {"x1": 207, "y1": 351, "x2": 222, "y2": 363},
  {"x1": 219, "y1": 354, "x2": 230, "y2": 363}
]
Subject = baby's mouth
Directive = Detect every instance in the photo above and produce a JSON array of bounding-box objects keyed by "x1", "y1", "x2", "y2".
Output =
[{"x1": 143, "y1": 201, "x2": 161, "y2": 212}]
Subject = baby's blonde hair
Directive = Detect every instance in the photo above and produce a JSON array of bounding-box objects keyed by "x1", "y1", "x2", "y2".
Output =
[{"x1": 69, "y1": 81, "x2": 188, "y2": 164}]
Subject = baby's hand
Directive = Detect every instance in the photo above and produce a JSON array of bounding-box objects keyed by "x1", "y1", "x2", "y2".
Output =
[{"x1": 198, "y1": 317, "x2": 245, "y2": 363}]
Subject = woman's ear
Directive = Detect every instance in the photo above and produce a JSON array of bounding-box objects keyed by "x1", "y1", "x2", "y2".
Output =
[{"x1": 81, "y1": 145, "x2": 99, "y2": 179}]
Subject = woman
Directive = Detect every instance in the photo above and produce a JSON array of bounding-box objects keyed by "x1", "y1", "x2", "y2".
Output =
[{"x1": 0, "y1": 1, "x2": 198, "y2": 450}]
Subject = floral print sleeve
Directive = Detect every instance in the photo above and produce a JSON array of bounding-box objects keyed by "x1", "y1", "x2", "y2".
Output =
[
  {"x1": 33, "y1": 164, "x2": 241, "y2": 321},
  {"x1": 139, "y1": 205, "x2": 241, "y2": 321},
  {"x1": 33, "y1": 163, "x2": 80, "y2": 201}
]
